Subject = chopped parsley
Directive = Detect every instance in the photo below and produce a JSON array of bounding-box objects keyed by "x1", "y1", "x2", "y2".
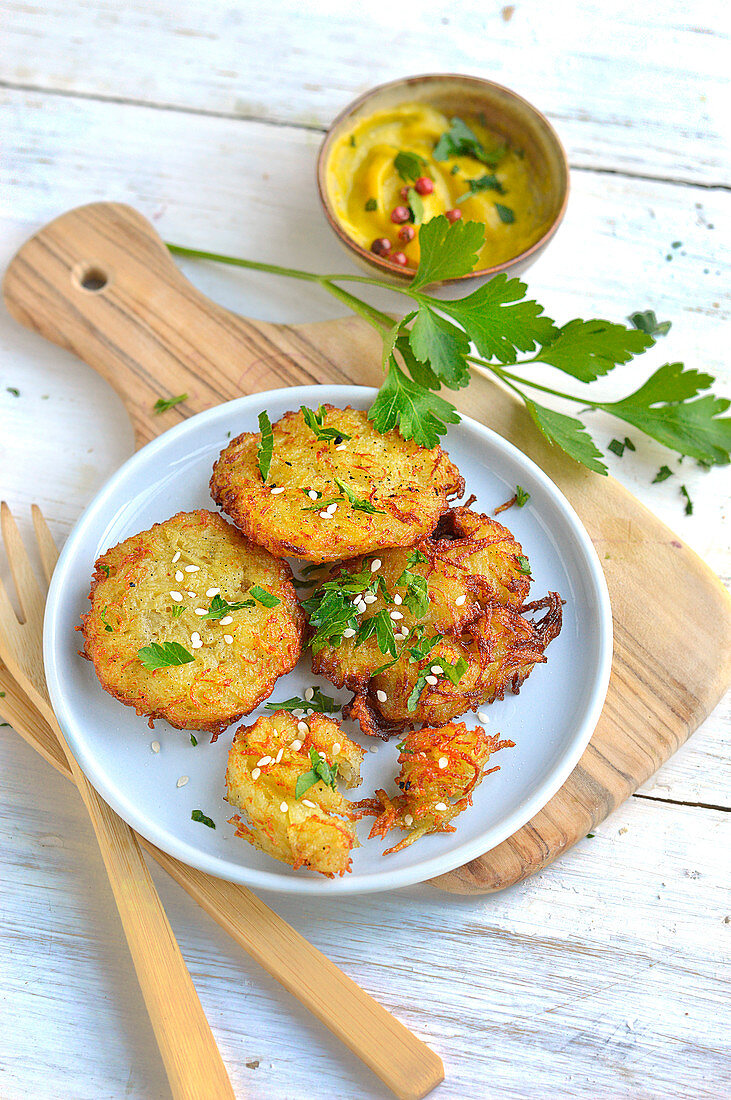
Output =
[
  {"x1": 99, "y1": 563, "x2": 110, "y2": 577},
  {"x1": 301, "y1": 405, "x2": 351, "y2": 443},
  {"x1": 433, "y1": 117, "x2": 506, "y2": 166},
  {"x1": 517, "y1": 555, "x2": 532, "y2": 575},
  {"x1": 456, "y1": 173, "x2": 505, "y2": 203},
  {"x1": 365, "y1": 197, "x2": 377, "y2": 212},
  {"x1": 171, "y1": 604, "x2": 185, "y2": 619},
  {"x1": 266, "y1": 687, "x2": 339, "y2": 714},
  {"x1": 407, "y1": 187, "x2": 425, "y2": 225},
  {"x1": 439, "y1": 656, "x2": 469, "y2": 685},
  {"x1": 395, "y1": 569, "x2": 430, "y2": 617},
  {"x1": 355, "y1": 609, "x2": 397, "y2": 658},
  {"x1": 138, "y1": 641, "x2": 195, "y2": 669},
  {"x1": 515, "y1": 485, "x2": 530, "y2": 507},
  {"x1": 257, "y1": 410, "x2": 274, "y2": 481},
  {"x1": 394, "y1": 150, "x2": 429, "y2": 182},
  {"x1": 190, "y1": 733, "x2": 198, "y2": 746},
  {"x1": 334, "y1": 478, "x2": 385, "y2": 514},
  {"x1": 680, "y1": 484, "x2": 693, "y2": 515},
  {"x1": 407, "y1": 670, "x2": 430, "y2": 712},
  {"x1": 495, "y1": 203, "x2": 515, "y2": 224},
  {"x1": 249, "y1": 585, "x2": 280, "y2": 608},
  {"x1": 628, "y1": 310, "x2": 672, "y2": 338},
  {"x1": 202, "y1": 593, "x2": 255, "y2": 619},
  {"x1": 652, "y1": 465, "x2": 674, "y2": 483},
  {"x1": 153, "y1": 392, "x2": 188, "y2": 414},
  {"x1": 101, "y1": 606, "x2": 113, "y2": 632},
  {"x1": 6, "y1": 386, "x2": 20, "y2": 397},
  {"x1": 406, "y1": 548, "x2": 429, "y2": 566},
  {"x1": 295, "y1": 747, "x2": 338, "y2": 799},
  {"x1": 191, "y1": 809, "x2": 215, "y2": 828}
]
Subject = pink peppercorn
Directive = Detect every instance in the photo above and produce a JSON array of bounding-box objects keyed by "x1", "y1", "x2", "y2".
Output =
[
  {"x1": 390, "y1": 205, "x2": 411, "y2": 225},
  {"x1": 445, "y1": 208, "x2": 462, "y2": 223},
  {"x1": 391, "y1": 252, "x2": 408, "y2": 266},
  {"x1": 398, "y1": 224, "x2": 416, "y2": 243},
  {"x1": 371, "y1": 238, "x2": 392, "y2": 256},
  {"x1": 415, "y1": 177, "x2": 434, "y2": 195},
  {"x1": 400, "y1": 186, "x2": 410, "y2": 201}
]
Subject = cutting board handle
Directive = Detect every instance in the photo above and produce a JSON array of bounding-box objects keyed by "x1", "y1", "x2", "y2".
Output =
[{"x1": 2, "y1": 202, "x2": 365, "y2": 446}]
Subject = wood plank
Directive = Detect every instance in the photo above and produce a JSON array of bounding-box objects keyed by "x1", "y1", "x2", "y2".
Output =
[
  {"x1": 2, "y1": 726, "x2": 728, "y2": 1099},
  {"x1": 4, "y1": 200, "x2": 730, "y2": 898},
  {"x1": 2, "y1": 0, "x2": 728, "y2": 185}
]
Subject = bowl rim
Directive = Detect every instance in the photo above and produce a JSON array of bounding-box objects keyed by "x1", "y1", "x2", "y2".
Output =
[{"x1": 316, "y1": 72, "x2": 570, "y2": 285}]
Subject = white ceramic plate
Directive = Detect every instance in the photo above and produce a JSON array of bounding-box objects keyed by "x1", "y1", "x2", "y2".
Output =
[{"x1": 44, "y1": 385, "x2": 612, "y2": 896}]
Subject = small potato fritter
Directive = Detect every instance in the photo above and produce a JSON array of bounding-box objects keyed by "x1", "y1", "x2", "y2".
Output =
[
  {"x1": 358, "y1": 722, "x2": 514, "y2": 854},
  {"x1": 309, "y1": 505, "x2": 562, "y2": 736},
  {"x1": 81, "y1": 510, "x2": 304, "y2": 737},
  {"x1": 225, "y1": 711, "x2": 365, "y2": 876},
  {"x1": 209, "y1": 405, "x2": 464, "y2": 562}
]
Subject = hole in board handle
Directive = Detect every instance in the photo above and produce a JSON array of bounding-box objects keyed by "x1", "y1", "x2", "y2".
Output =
[{"x1": 72, "y1": 263, "x2": 111, "y2": 293}]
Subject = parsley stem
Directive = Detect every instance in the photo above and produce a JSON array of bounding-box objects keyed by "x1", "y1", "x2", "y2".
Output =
[
  {"x1": 468, "y1": 357, "x2": 599, "y2": 408},
  {"x1": 319, "y1": 279, "x2": 394, "y2": 332},
  {"x1": 166, "y1": 242, "x2": 324, "y2": 283}
]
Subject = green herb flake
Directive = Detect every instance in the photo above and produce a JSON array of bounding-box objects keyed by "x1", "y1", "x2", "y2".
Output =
[
  {"x1": 608, "y1": 438, "x2": 626, "y2": 457},
  {"x1": 433, "y1": 117, "x2": 506, "y2": 166},
  {"x1": 355, "y1": 609, "x2": 397, "y2": 659},
  {"x1": 623, "y1": 436, "x2": 636, "y2": 452},
  {"x1": 407, "y1": 670, "x2": 430, "y2": 712},
  {"x1": 6, "y1": 386, "x2": 20, "y2": 397},
  {"x1": 350, "y1": 135, "x2": 357, "y2": 148},
  {"x1": 394, "y1": 150, "x2": 429, "y2": 182},
  {"x1": 628, "y1": 310, "x2": 672, "y2": 338},
  {"x1": 652, "y1": 465, "x2": 674, "y2": 483},
  {"x1": 266, "y1": 687, "x2": 339, "y2": 714},
  {"x1": 456, "y1": 173, "x2": 505, "y2": 203},
  {"x1": 407, "y1": 548, "x2": 429, "y2": 566},
  {"x1": 586, "y1": 832, "x2": 595, "y2": 838},
  {"x1": 334, "y1": 478, "x2": 385, "y2": 514},
  {"x1": 257, "y1": 410, "x2": 274, "y2": 481},
  {"x1": 495, "y1": 203, "x2": 515, "y2": 224},
  {"x1": 153, "y1": 392, "x2": 188, "y2": 414},
  {"x1": 295, "y1": 747, "x2": 338, "y2": 799},
  {"x1": 191, "y1": 809, "x2": 215, "y2": 828},
  {"x1": 365, "y1": 197, "x2": 377, "y2": 212},
  {"x1": 190, "y1": 733, "x2": 198, "y2": 746},
  {"x1": 249, "y1": 584, "x2": 281, "y2": 608},
  {"x1": 301, "y1": 405, "x2": 352, "y2": 443},
  {"x1": 171, "y1": 604, "x2": 185, "y2": 619},
  {"x1": 515, "y1": 485, "x2": 530, "y2": 507},
  {"x1": 203, "y1": 593, "x2": 255, "y2": 620},
  {"x1": 138, "y1": 641, "x2": 195, "y2": 670},
  {"x1": 680, "y1": 484, "x2": 693, "y2": 515},
  {"x1": 407, "y1": 186, "x2": 425, "y2": 225},
  {"x1": 450, "y1": 164, "x2": 460, "y2": 175},
  {"x1": 99, "y1": 563, "x2": 110, "y2": 577},
  {"x1": 517, "y1": 555, "x2": 532, "y2": 576},
  {"x1": 0, "y1": 691, "x2": 5, "y2": 697},
  {"x1": 101, "y1": 606, "x2": 114, "y2": 632}
]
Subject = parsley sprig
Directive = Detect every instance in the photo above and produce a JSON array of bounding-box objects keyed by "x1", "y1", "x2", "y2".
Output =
[
  {"x1": 266, "y1": 687, "x2": 339, "y2": 714},
  {"x1": 295, "y1": 747, "x2": 339, "y2": 800},
  {"x1": 167, "y1": 221, "x2": 730, "y2": 475}
]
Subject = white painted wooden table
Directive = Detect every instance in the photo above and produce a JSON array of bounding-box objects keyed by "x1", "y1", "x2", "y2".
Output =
[{"x1": 1, "y1": 3, "x2": 729, "y2": 1097}]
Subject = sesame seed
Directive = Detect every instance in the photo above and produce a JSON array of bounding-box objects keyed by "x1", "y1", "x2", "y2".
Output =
[
  {"x1": 223, "y1": 634, "x2": 233, "y2": 644},
  {"x1": 335, "y1": 443, "x2": 346, "y2": 451},
  {"x1": 455, "y1": 594, "x2": 466, "y2": 606},
  {"x1": 275, "y1": 748, "x2": 284, "y2": 763},
  {"x1": 206, "y1": 587, "x2": 220, "y2": 597},
  {"x1": 176, "y1": 776, "x2": 189, "y2": 788},
  {"x1": 326, "y1": 502, "x2": 338, "y2": 514},
  {"x1": 369, "y1": 745, "x2": 378, "y2": 752},
  {"x1": 435, "y1": 802, "x2": 447, "y2": 812},
  {"x1": 438, "y1": 756, "x2": 449, "y2": 769},
  {"x1": 376, "y1": 689, "x2": 387, "y2": 702},
  {"x1": 172, "y1": 551, "x2": 181, "y2": 563},
  {"x1": 291, "y1": 739, "x2": 302, "y2": 751},
  {"x1": 431, "y1": 665, "x2": 444, "y2": 675},
  {"x1": 297, "y1": 721, "x2": 309, "y2": 735},
  {"x1": 342, "y1": 627, "x2": 356, "y2": 638},
  {"x1": 478, "y1": 711, "x2": 491, "y2": 723},
  {"x1": 251, "y1": 767, "x2": 261, "y2": 780},
  {"x1": 332, "y1": 743, "x2": 341, "y2": 755},
  {"x1": 426, "y1": 674, "x2": 438, "y2": 685},
  {"x1": 194, "y1": 607, "x2": 207, "y2": 616},
  {"x1": 150, "y1": 741, "x2": 160, "y2": 753},
  {"x1": 308, "y1": 490, "x2": 318, "y2": 500},
  {"x1": 390, "y1": 610, "x2": 403, "y2": 620},
  {"x1": 305, "y1": 709, "x2": 314, "y2": 717},
  {"x1": 256, "y1": 756, "x2": 271, "y2": 767},
  {"x1": 184, "y1": 565, "x2": 200, "y2": 573},
  {"x1": 371, "y1": 559, "x2": 381, "y2": 572},
  {"x1": 304, "y1": 687, "x2": 314, "y2": 701},
  {"x1": 175, "y1": 570, "x2": 184, "y2": 582},
  {"x1": 190, "y1": 632, "x2": 201, "y2": 644},
  {"x1": 220, "y1": 615, "x2": 233, "y2": 625},
  {"x1": 280, "y1": 801, "x2": 288, "y2": 813},
  {"x1": 292, "y1": 709, "x2": 305, "y2": 718},
  {"x1": 191, "y1": 639, "x2": 203, "y2": 650},
  {"x1": 187, "y1": 591, "x2": 197, "y2": 598},
  {"x1": 302, "y1": 799, "x2": 316, "y2": 808},
  {"x1": 270, "y1": 486, "x2": 285, "y2": 495},
  {"x1": 355, "y1": 601, "x2": 367, "y2": 614},
  {"x1": 319, "y1": 510, "x2": 332, "y2": 519},
  {"x1": 170, "y1": 591, "x2": 183, "y2": 601},
  {"x1": 363, "y1": 592, "x2": 377, "y2": 604},
  {"x1": 394, "y1": 594, "x2": 404, "y2": 606},
  {"x1": 404, "y1": 814, "x2": 414, "y2": 826}
]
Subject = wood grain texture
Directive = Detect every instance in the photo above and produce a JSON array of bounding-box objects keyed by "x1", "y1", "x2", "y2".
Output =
[
  {"x1": 4, "y1": 202, "x2": 730, "y2": 897},
  {"x1": 2, "y1": 0, "x2": 727, "y2": 186},
  {"x1": 0, "y1": 661, "x2": 444, "y2": 1100}
]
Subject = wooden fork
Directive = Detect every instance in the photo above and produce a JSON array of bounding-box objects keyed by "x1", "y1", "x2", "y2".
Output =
[
  {"x1": 0, "y1": 502, "x2": 235, "y2": 1100},
  {"x1": 0, "y1": 503, "x2": 445, "y2": 1100}
]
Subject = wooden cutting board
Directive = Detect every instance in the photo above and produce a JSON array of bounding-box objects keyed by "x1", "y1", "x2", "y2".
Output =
[{"x1": 4, "y1": 202, "x2": 730, "y2": 895}]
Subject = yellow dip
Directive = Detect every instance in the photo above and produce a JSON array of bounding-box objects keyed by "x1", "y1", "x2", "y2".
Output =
[{"x1": 326, "y1": 103, "x2": 552, "y2": 271}]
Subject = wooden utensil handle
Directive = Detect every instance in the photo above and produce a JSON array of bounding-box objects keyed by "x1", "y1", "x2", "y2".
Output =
[
  {"x1": 2, "y1": 202, "x2": 360, "y2": 448},
  {"x1": 0, "y1": 671, "x2": 443, "y2": 1100}
]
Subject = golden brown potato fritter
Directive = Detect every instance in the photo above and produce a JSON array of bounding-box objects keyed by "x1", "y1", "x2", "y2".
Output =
[
  {"x1": 225, "y1": 711, "x2": 364, "y2": 876},
  {"x1": 80, "y1": 510, "x2": 304, "y2": 737},
  {"x1": 308, "y1": 505, "x2": 562, "y2": 736},
  {"x1": 357, "y1": 722, "x2": 514, "y2": 854},
  {"x1": 210, "y1": 405, "x2": 464, "y2": 562}
]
